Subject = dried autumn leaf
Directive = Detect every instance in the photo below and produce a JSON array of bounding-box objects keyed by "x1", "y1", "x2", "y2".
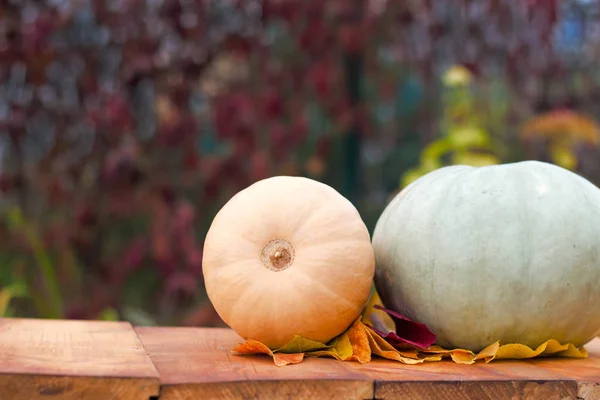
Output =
[
  {"x1": 418, "y1": 339, "x2": 588, "y2": 365},
  {"x1": 309, "y1": 332, "x2": 352, "y2": 360},
  {"x1": 233, "y1": 339, "x2": 304, "y2": 367},
  {"x1": 232, "y1": 339, "x2": 271, "y2": 356},
  {"x1": 232, "y1": 322, "x2": 587, "y2": 366},
  {"x1": 421, "y1": 345, "x2": 479, "y2": 364},
  {"x1": 489, "y1": 339, "x2": 587, "y2": 362},
  {"x1": 233, "y1": 299, "x2": 587, "y2": 367},
  {"x1": 367, "y1": 305, "x2": 436, "y2": 349},
  {"x1": 275, "y1": 336, "x2": 330, "y2": 353},
  {"x1": 364, "y1": 325, "x2": 432, "y2": 364},
  {"x1": 303, "y1": 318, "x2": 371, "y2": 363},
  {"x1": 361, "y1": 291, "x2": 395, "y2": 334},
  {"x1": 233, "y1": 318, "x2": 372, "y2": 366},
  {"x1": 346, "y1": 319, "x2": 371, "y2": 363},
  {"x1": 272, "y1": 353, "x2": 305, "y2": 367}
]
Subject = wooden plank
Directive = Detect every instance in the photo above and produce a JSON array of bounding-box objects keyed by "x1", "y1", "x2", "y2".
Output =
[
  {"x1": 360, "y1": 339, "x2": 600, "y2": 400},
  {"x1": 529, "y1": 339, "x2": 600, "y2": 400},
  {"x1": 0, "y1": 318, "x2": 160, "y2": 400},
  {"x1": 135, "y1": 327, "x2": 373, "y2": 400},
  {"x1": 138, "y1": 326, "x2": 600, "y2": 400},
  {"x1": 367, "y1": 363, "x2": 577, "y2": 400}
]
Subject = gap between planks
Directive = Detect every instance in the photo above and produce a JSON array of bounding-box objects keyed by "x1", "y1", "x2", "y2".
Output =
[{"x1": 134, "y1": 327, "x2": 600, "y2": 400}]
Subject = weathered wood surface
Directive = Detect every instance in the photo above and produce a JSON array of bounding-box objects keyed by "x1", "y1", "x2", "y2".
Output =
[
  {"x1": 0, "y1": 319, "x2": 597, "y2": 399},
  {"x1": 135, "y1": 327, "x2": 372, "y2": 400},
  {"x1": 357, "y1": 342, "x2": 600, "y2": 400},
  {"x1": 0, "y1": 318, "x2": 160, "y2": 400},
  {"x1": 136, "y1": 326, "x2": 600, "y2": 400}
]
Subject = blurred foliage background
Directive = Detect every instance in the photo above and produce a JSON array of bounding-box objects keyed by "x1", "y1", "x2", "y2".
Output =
[{"x1": 1, "y1": 0, "x2": 600, "y2": 327}]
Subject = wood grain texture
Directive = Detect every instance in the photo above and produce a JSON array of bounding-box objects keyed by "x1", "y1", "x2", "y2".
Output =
[
  {"x1": 530, "y1": 339, "x2": 600, "y2": 400},
  {"x1": 361, "y1": 338, "x2": 600, "y2": 400},
  {"x1": 0, "y1": 318, "x2": 160, "y2": 400},
  {"x1": 0, "y1": 375, "x2": 159, "y2": 400},
  {"x1": 137, "y1": 327, "x2": 600, "y2": 400},
  {"x1": 355, "y1": 358, "x2": 578, "y2": 399},
  {"x1": 135, "y1": 327, "x2": 373, "y2": 400},
  {"x1": 374, "y1": 380, "x2": 577, "y2": 400}
]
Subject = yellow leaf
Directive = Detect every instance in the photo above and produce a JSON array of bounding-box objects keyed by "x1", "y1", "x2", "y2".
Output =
[
  {"x1": 362, "y1": 291, "x2": 395, "y2": 334},
  {"x1": 474, "y1": 341, "x2": 500, "y2": 362},
  {"x1": 421, "y1": 345, "x2": 478, "y2": 364},
  {"x1": 400, "y1": 168, "x2": 426, "y2": 188},
  {"x1": 409, "y1": 338, "x2": 587, "y2": 365},
  {"x1": 231, "y1": 301, "x2": 588, "y2": 366},
  {"x1": 311, "y1": 335, "x2": 352, "y2": 360},
  {"x1": 451, "y1": 151, "x2": 500, "y2": 167},
  {"x1": 549, "y1": 143, "x2": 577, "y2": 170},
  {"x1": 275, "y1": 336, "x2": 330, "y2": 353},
  {"x1": 421, "y1": 138, "x2": 452, "y2": 167},
  {"x1": 447, "y1": 126, "x2": 491, "y2": 149},
  {"x1": 308, "y1": 318, "x2": 371, "y2": 363},
  {"x1": 488, "y1": 339, "x2": 587, "y2": 362}
]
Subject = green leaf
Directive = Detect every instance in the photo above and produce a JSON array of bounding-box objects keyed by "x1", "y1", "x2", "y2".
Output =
[
  {"x1": 122, "y1": 267, "x2": 160, "y2": 309},
  {"x1": 0, "y1": 283, "x2": 29, "y2": 317},
  {"x1": 3, "y1": 206, "x2": 63, "y2": 318},
  {"x1": 121, "y1": 306, "x2": 158, "y2": 326},
  {"x1": 275, "y1": 336, "x2": 330, "y2": 354},
  {"x1": 5, "y1": 207, "x2": 25, "y2": 229},
  {"x1": 98, "y1": 307, "x2": 120, "y2": 321}
]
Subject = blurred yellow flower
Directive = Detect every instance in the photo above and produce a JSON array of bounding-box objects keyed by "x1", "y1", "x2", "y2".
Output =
[{"x1": 442, "y1": 65, "x2": 473, "y2": 87}]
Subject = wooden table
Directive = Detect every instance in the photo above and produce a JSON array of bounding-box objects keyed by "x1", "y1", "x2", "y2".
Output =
[
  {"x1": 136, "y1": 327, "x2": 600, "y2": 400},
  {"x1": 1, "y1": 318, "x2": 599, "y2": 399},
  {"x1": 0, "y1": 318, "x2": 160, "y2": 400}
]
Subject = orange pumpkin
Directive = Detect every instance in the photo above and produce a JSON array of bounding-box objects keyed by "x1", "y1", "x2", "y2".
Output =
[{"x1": 202, "y1": 176, "x2": 375, "y2": 348}]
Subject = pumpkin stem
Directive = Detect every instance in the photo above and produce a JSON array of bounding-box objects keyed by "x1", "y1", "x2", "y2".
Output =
[{"x1": 261, "y1": 239, "x2": 294, "y2": 272}]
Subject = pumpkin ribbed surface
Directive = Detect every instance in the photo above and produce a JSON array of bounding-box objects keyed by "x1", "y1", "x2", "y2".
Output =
[
  {"x1": 373, "y1": 161, "x2": 600, "y2": 352},
  {"x1": 203, "y1": 176, "x2": 375, "y2": 349}
]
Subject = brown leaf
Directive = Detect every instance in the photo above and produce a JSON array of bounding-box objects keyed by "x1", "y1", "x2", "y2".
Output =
[
  {"x1": 233, "y1": 339, "x2": 273, "y2": 356},
  {"x1": 346, "y1": 318, "x2": 371, "y2": 363},
  {"x1": 232, "y1": 322, "x2": 588, "y2": 367},
  {"x1": 272, "y1": 353, "x2": 305, "y2": 367},
  {"x1": 233, "y1": 339, "x2": 304, "y2": 367},
  {"x1": 364, "y1": 325, "x2": 429, "y2": 364}
]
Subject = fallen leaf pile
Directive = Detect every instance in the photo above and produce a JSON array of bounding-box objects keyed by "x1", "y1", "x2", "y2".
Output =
[{"x1": 232, "y1": 292, "x2": 588, "y2": 366}]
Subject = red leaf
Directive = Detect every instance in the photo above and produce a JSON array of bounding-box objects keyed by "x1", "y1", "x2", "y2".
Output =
[
  {"x1": 122, "y1": 238, "x2": 147, "y2": 272},
  {"x1": 250, "y1": 150, "x2": 270, "y2": 182},
  {"x1": 173, "y1": 201, "x2": 196, "y2": 233},
  {"x1": 367, "y1": 305, "x2": 436, "y2": 350},
  {"x1": 185, "y1": 247, "x2": 203, "y2": 277},
  {"x1": 184, "y1": 147, "x2": 199, "y2": 171},
  {"x1": 164, "y1": 271, "x2": 198, "y2": 303},
  {"x1": 261, "y1": 89, "x2": 284, "y2": 119},
  {"x1": 0, "y1": 173, "x2": 12, "y2": 193}
]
